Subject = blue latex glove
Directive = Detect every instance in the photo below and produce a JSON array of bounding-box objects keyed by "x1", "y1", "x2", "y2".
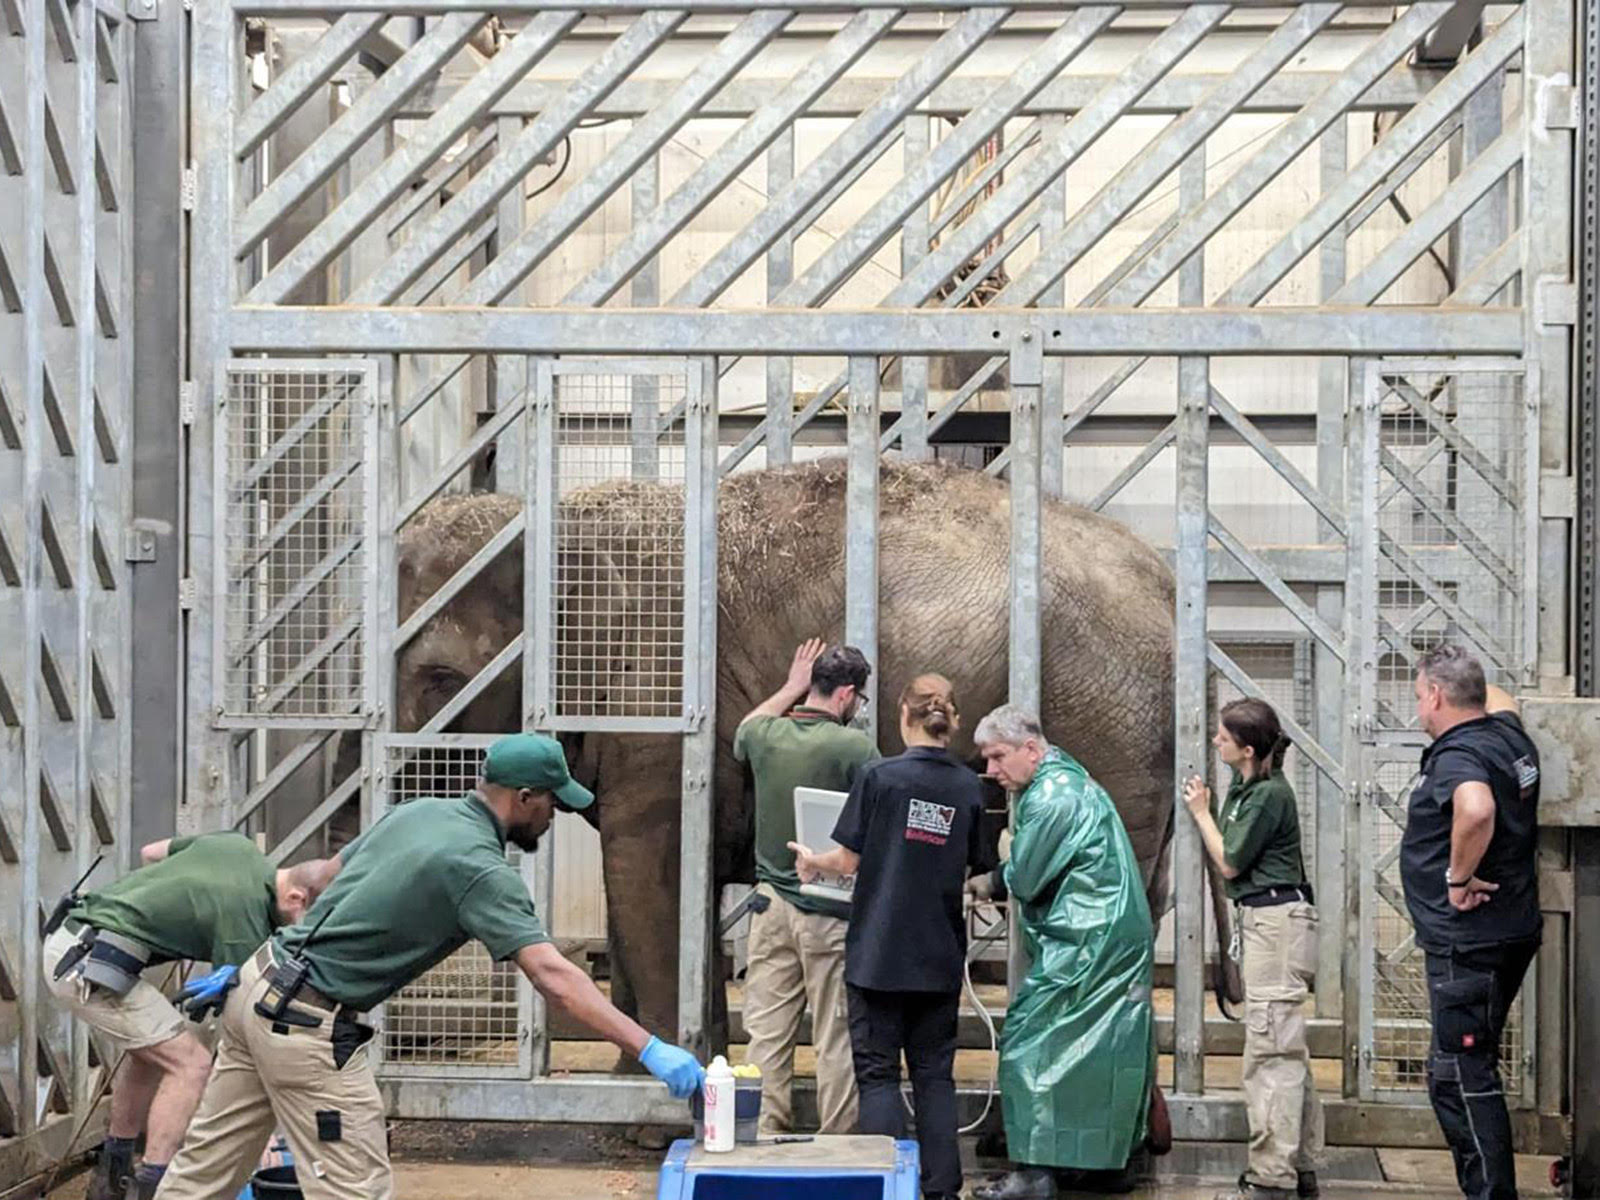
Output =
[
  {"x1": 639, "y1": 1036, "x2": 705, "y2": 1099},
  {"x1": 176, "y1": 964, "x2": 239, "y2": 1021}
]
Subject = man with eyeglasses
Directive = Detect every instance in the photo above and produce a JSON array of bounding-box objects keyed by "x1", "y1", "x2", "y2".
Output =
[{"x1": 735, "y1": 639, "x2": 878, "y2": 1136}]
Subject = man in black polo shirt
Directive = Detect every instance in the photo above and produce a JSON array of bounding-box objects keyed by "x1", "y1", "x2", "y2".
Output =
[{"x1": 1401, "y1": 644, "x2": 1541, "y2": 1200}]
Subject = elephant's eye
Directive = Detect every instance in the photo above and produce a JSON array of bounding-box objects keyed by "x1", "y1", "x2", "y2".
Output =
[{"x1": 422, "y1": 666, "x2": 467, "y2": 694}]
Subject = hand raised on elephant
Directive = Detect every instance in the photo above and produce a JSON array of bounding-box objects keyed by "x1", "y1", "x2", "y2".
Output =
[
  {"x1": 785, "y1": 638, "x2": 827, "y2": 695},
  {"x1": 1182, "y1": 775, "x2": 1211, "y2": 819}
]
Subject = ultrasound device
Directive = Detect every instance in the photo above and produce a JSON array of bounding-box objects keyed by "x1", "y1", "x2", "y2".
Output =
[{"x1": 793, "y1": 786, "x2": 854, "y2": 905}]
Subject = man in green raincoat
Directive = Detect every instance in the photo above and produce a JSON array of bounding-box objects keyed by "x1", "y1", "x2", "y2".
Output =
[{"x1": 967, "y1": 705, "x2": 1157, "y2": 1200}]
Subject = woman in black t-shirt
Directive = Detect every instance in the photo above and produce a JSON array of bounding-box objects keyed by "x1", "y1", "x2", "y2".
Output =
[{"x1": 790, "y1": 674, "x2": 985, "y2": 1200}]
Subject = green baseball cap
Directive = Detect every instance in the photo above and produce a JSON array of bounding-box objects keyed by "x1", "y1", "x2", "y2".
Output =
[{"x1": 482, "y1": 733, "x2": 594, "y2": 811}]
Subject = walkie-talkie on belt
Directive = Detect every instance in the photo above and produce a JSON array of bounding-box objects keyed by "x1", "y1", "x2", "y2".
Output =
[
  {"x1": 43, "y1": 855, "x2": 104, "y2": 937},
  {"x1": 256, "y1": 904, "x2": 336, "y2": 1023}
]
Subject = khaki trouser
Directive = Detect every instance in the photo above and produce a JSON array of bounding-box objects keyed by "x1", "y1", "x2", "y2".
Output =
[
  {"x1": 1240, "y1": 901, "x2": 1325, "y2": 1190},
  {"x1": 156, "y1": 946, "x2": 391, "y2": 1200},
  {"x1": 744, "y1": 885, "x2": 858, "y2": 1134},
  {"x1": 42, "y1": 926, "x2": 186, "y2": 1052}
]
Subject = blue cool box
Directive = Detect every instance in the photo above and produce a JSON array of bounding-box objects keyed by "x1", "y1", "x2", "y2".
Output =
[{"x1": 655, "y1": 1135, "x2": 919, "y2": 1199}]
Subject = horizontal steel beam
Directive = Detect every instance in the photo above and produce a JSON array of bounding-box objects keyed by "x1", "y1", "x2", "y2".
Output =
[
  {"x1": 230, "y1": 306, "x2": 1523, "y2": 356},
  {"x1": 238, "y1": 0, "x2": 1467, "y2": 12},
  {"x1": 404, "y1": 65, "x2": 1443, "y2": 120}
]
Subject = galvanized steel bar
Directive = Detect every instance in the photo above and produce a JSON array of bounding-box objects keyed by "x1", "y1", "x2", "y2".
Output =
[
  {"x1": 631, "y1": 156, "x2": 662, "y2": 480},
  {"x1": 784, "y1": 7, "x2": 1113, "y2": 307},
  {"x1": 765, "y1": 127, "x2": 795, "y2": 467},
  {"x1": 1209, "y1": 386, "x2": 1345, "y2": 534},
  {"x1": 676, "y1": 7, "x2": 1007, "y2": 308},
  {"x1": 453, "y1": 11, "x2": 790, "y2": 310},
  {"x1": 1038, "y1": 114, "x2": 1066, "y2": 497},
  {"x1": 678, "y1": 356, "x2": 718, "y2": 1056},
  {"x1": 845, "y1": 356, "x2": 879, "y2": 738},
  {"x1": 235, "y1": 13, "x2": 386, "y2": 160},
  {"x1": 1103, "y1": 1, "x2": 1450, "y2": 305},
  {"x1": 491, "y1": 116, "x2": 529, "y2": 488},
  {"x1": 350, "y1": 10, "x2": 682, "y2": 306},
  {"x1": 233, "y1": 13, "x2": 486, "y2": 262},
  {"x1": 1000, "y1": 3, "x2": 1340, "y2": 305},
  {"x1": 236, "y1": 0, "x2": 1438, "y2": 13},
  {"x1": 528, "y1": 359, "x2": 555, "y2": 728},
  {"x1": 899, "y1": 113, "x2": 930, "y2": 463},
  {"x1": 1445, "y1": 234, "x2": 1520, "y2": 305},
  {"x1": 1088, "y1": 420, "x2": 1174, "y2": 512},
  {"x1": 231, "y1": 306, "x2": 1525, "y2": 356},
  {"x1": 1171, "y1": 145, "x2": 1207, "y2": 1097},
  {"x1": 564, "y1": 7, "x2": 899, "y2": 307},
  {"x1": 1207, "y1": 643, "x2": 1343, "y2": 788},
  {"x1": 387, "y1": 122, "x2": 498, "y2": 239}
]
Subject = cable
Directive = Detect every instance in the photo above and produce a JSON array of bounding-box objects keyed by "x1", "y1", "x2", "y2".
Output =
[{"x1": 525, "y1": 136, "x2": 572, "y2": 202}]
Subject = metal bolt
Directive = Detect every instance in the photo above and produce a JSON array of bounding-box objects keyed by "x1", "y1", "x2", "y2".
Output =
[{"x1": 1020, "y1": 330, "x2": 1033, "y2": 343}]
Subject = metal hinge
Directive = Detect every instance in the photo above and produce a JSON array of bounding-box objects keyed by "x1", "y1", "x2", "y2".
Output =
[
  {"x1": 180, "y1": 164, "x2": 197, "y2": 212},
  {"x1": 124, "y1": 526, "x2": 157, "y2": 563},
  {"x1": 179, "y1": 381, "x2": 196, "y2": 425},
  {"x1": 178, "y1": 576, "x2": 197, "y2": 610},
  {"x1": 1535, "y1": 277, "x2": 1578, "y2": 327},
  {"x1": 1541, "y1": 472, "x2": 1576, "y2": 519},
  {"x1": 1538, "y1": 78, "x2": 1580, "y2": 132}
]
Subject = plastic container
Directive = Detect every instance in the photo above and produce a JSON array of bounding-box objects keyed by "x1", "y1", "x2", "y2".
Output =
[
  {"x1": 654, "y1": 1136, "x2": 920, "y2": 1199},
  {"x1": 702, "y1": 1056, "x2": 736, "y2": 1152},
  {"x1": 691, "y1": 1065, "x2": 761, "y2": 1144}
]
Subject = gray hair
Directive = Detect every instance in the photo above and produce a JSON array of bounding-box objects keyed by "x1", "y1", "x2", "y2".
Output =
[
  {"x1": 1416, "y1": 642, "x2": 1487, "y2": 709},
  {"x1": 973, "y1": 704, "x2": 1050, "y2": 750}
]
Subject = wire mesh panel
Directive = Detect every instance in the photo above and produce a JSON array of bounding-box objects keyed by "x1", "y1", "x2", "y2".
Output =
[
  {"x1": 216, "y1": 361, "x2": 376, "y2": 725},
  {"x1": 1355, "y1": 360, "x2": 1535, "y2": 1101},
  {"x1": 530, "y1": 359, "x2": 701, "y2": 731},
  {"x1": 372, "y1": 736, "x2": 535, "y2": 1079}
]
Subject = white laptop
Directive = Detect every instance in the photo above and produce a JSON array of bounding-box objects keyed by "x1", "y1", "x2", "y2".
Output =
[{"x1": 793, "y1": 786, "x2": 855, "y2": 905}]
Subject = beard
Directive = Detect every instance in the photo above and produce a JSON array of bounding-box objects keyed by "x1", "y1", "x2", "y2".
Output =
[{"x1": 509, "y1": 826, "x2": 543, "y2": 853}]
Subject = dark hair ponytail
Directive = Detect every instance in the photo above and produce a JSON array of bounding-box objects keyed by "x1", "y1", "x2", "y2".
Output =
[
  {"x1": 1220, "y1": 697, "x2": 1290, "y2": 777},
  {"x1": 899, "y1": 673, "x2": 957, "y2": 742}
]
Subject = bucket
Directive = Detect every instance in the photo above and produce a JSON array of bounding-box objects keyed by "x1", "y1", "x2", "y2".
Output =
[
  {"x1": 690, "y1": 1075, "x2": 762, "y2": 1144},
  {"x1": 248, "y1": 1165, "x2": 302, "y2": 1198}
]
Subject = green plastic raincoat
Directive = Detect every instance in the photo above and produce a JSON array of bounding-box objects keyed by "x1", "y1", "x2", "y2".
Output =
[{"x1": 997, "y1": 748, "x2": 1155, "y2": 1170}]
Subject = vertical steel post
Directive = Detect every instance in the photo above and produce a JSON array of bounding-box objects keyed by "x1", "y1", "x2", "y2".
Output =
[
  {"x1": 678, "y1": 356, "x2": 719, "y2": 1056},
  {"x1": 1172, "y1": 147, "x2": 1207, "y2": 1097},
  {"x1": 846, "y1": 355, "x2": 879, "y2": 738},
  {"x1": 185, "y1": 0, "x2": 237, "y2": 833},
  {"x1": 765, "y1": 129, "x2": 795, "y2": 468},
  {"x1": 632, "y1": 152, "x2": 661, "y2": 480},
  {"x1": 1007, "y1": 330, "x2": 1043, "y2": 994},
  {"x1": 19, "y1": 0, "x2": 47, "y2": 1137},
  {"x1": 495, "y1": 116, "x2": 530, "y2": 486},
  {"x1": 1038, "y1": 114, "x2": 1067, "y2": 499},
  {"x1": 1313, "y1": 124, "x2": 1347, "y2": 1019},
  {"x1": 528, "y1": 359, "x2": 556, "y2": 730},
  {"x1": 899, "y1": 115, "x2": 930, "y2": 463}
]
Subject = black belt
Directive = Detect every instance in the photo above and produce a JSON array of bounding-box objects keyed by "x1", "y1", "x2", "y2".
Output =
[
  {"x1": 1238, "y1": 883, "x2": 1314, "y2": 908},
  {"x1": 252, "y1": 945, "x2": 344, "y2": 1013}
]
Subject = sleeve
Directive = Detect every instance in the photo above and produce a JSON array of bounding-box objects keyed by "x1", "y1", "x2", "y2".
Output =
[
  {"x1": 831, "y1": 770, "x2": 871, "y2": 852},
  {"x1": 967, "y1": 794, "x2": 987, "y2": 873},
  {"x1": 733, "y1": 716, "x2": 769, "y2": 765},
  {"x1": 1427, "y1": 745, "x2": 1490, "y2": 810},
  {"x1": 1221, "y1": 791, "x2": 1278, "y2": 876},
  {"x1": 845, "y1": 734, "x2": 880, "y2": 785},
  {"x1": 168, "y1": 835, "x2": 198, "y2": 856},
  {"x1": 456, "y1": 861, "x2": 551, "y2": 961},
  {"x1": 1002, "y1": 774, "x2": 1092, "y2": 905}
]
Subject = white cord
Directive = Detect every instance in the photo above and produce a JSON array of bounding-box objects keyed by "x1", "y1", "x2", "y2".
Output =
[{"x1": 899, "y1": 901, "x2": 1002, "y2": 1134}]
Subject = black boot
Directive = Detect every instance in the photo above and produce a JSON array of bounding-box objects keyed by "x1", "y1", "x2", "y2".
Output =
[
  {"x1": 972, "y1": 1166, "x2": 1058, "y2": 1200},
  {"x1": 84, "y1": 1141, "x2": 133, "y2": 1200},
  {"x1": 1296, "y1": 1170, "x2": 1320, "y2": 1198}
]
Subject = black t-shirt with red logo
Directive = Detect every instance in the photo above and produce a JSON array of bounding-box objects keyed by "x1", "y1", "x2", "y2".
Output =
[
  {"x1": 831, "y1": 746, "x2": 985, "y2": 993},
  {"x1": 1400, "y1": 711, "x2": 1542, "y2": 955}
]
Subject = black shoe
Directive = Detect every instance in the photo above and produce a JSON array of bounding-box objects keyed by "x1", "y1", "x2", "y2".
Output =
[
  {"x1": 85, "y1": 1145, "x2": 132, "y2": 1200},
  {"x1": 127, "y1": 1177, "x2": 160, "y2": 1200},
  {"x1": 971, "y1": 1167, "x2": 1058, "y2": 1200},
  {"x1": 1297, "y1": 1171, "x2": 1319, "y2": 1198},
  {"x1": 1057, "y1": 1165, "x2": 1139, "y2": 1194},
  {"x1": 1213, "y1": 1175, "x2": 1295, "y2": 1200}
]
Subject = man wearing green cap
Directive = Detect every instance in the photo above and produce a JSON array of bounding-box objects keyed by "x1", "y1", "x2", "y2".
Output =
[{"x1": 156, "y1": 733, "x2": 704, "y2": 1200}]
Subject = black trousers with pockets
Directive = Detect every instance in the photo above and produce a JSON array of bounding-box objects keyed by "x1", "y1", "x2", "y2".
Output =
[
  {"x1": 1423, "y1": 939, "x2": 1538, "y2": 1200},
  {"x1": 846, "y1": 983, "x2": 962, "y2": 1196}
]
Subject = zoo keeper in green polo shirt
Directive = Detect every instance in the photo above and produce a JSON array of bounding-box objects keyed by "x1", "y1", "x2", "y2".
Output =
[
  {"x1": 1184, "y1": 698, "x2": 1323, "y2": 1200},
  {"x1": 43, "y1": 834, "x2": 339, "y2": 1200},
  {"x1": 156, "y1": 733, "x2": 705, "y2": 1200},
  {"x1": 734, "y1": 638, "x2": 878, "y2": 1136}
]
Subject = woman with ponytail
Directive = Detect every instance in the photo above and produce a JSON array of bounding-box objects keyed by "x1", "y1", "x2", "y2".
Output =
[
  {"x1": 1183, "y1": 698, "x2": 1323, "y2": 1200},
  {"x1": 789, "y1": 674, "x2": 984, "y2": 1200}
]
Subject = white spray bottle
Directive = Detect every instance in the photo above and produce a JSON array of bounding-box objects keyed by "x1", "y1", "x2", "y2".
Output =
[{"x1": 703, "y1": 1055, "x2": 736, "y2": 1153}]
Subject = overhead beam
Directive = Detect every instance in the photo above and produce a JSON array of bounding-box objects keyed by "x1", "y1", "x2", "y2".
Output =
[
  {"x1": 230, "y1": 305, "x2": 1523, "y2": 356},
  {"x1": 1412, "y1": 0, "x2": 1489, "y2": 66},
  {"x1": 236, "y1": 0, "x2": 1462, "y2": 13}
]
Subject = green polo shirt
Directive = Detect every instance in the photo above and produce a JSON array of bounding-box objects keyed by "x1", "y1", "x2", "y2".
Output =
[
  {"x1": 734, "y1": 708, "x2": 878, "y2": 918},
  {"x1": 273, "y1": 794, "x2": 549, "y2": 1011},
  {"x1": 69, "y1": 832, "x2": 280, "y2": 967},
  {"x1": 1214, "y1": 768, "x2": 1307, "y2": 902}
]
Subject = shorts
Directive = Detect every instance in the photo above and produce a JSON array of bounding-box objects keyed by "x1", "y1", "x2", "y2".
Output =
[{"x1": 42, "y1": 926, "x2": 187, "y2": 1052}]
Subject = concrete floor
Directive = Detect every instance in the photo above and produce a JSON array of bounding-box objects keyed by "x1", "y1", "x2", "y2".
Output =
[{"x1": 40, "y1": 1150, "x2": 1561, "y2": 1199}]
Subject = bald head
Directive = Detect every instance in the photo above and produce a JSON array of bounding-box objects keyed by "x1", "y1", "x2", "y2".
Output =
[{"x1": 275, "y1": 856, "x2": 342, "y2": 926}]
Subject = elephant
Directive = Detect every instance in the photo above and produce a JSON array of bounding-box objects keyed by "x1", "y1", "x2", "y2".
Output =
[{"x1": 392, "y1": 458, "x2": 1189, "y2": 1047}]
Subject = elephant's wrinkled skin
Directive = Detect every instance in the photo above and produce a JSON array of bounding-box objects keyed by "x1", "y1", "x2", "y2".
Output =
[{"x1": 396, "y1": 459, "x2": 1178, "y2": 1044}]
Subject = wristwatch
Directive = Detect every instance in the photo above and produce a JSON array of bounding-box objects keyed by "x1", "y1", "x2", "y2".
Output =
[{"x1": 1445, "y1": 871, "x2": 1471, "y2": 889}]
